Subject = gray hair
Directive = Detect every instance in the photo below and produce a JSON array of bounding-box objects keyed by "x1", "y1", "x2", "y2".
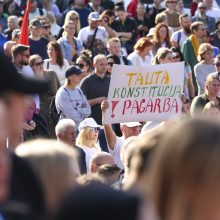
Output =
[{"x1": 55, "y1": 119, "x2": 76, "y2": 135}]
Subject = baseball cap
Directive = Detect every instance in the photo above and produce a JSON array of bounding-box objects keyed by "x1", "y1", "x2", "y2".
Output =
[
  {"x1": 29, "y1": 19, "x2": 41, "y2": 28},
  {"x1": 65, "y1": 65, "x2": 83, "y2": 78},
  {"x1": 120, "y1": 122, "x2": 141, "y2": 127},
  {"x1": 78, "y1": 118, "x2": 100, "y2": 132},
  {"x1": 0, "y1": 52, "x2": 49, "y2": 94},
  {"x1": 198, "y1": 2, "x2": 207, "y2": 8},
  {"x1": 88, "y1": 12, "x2": 100, "y2": 21}
]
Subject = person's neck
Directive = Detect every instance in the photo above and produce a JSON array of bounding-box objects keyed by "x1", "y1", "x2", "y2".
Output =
[
  {"x1": 154, "y1": 3, "x2": 161, "y2": 9},
  {"x1": 14, "y1": 61, "x2": 22, "y2": 69},
  {"x1": 67, "y1": 35, "x2": 74, "y2": 41},
  {"x1": 167, "y1": 8, "x2": 175, "y2": 14},
  {"x1": 92, "y1": 4, "x2": 99, "y2": 11},
  {"x1": 50, "y1": 58, "x2": 56, "y2": 64},
  {"x1": 95, "y1": 70, "x2": 105, "y2": 78},
  {"x1": 74, "y1": 4, "x2": 83, "y2": 9},
  {"x1": 29, "y1": 34, "x2": 41, "y2": 41},
  {"x1": 89, "y1": 26, "x2": 97, "y2": 30},
  {"x1": 199, "y1": 14, "x2": 206, "y2": 19},
  {"x1": 66, "y1": 83, "x2": 77, "y2": 90},
  {"x1": 203, "y1": 59, "x2": 213, "y2": 65},
  {"x1": 207, "y1": 93, "x2": 218, "y2": 101}
]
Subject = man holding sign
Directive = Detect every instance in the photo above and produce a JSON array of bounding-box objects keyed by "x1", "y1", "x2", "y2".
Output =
[{"x1": 101, "y1": 100, "x2": 140, "y2": 169}]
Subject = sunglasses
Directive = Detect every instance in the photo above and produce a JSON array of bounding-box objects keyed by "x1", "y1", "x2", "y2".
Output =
[
  {"x1": 89, "y1": 127, "x2": 100, "y2": 132},
  {"x1": 76, "y1": 63, "x2": 85, "y2": 68},
  {"x1": 34, "y1": 61, "x2": 44, "y2": 66},
  {"x1": 42, "y1": 26, "x2": 51, "y2": 29},
  {"x1": 108, "y1": 62, "x2": 114, "y2": 67},
  {"x1": 167, "y1": 1, "x2": 177, "y2": 3},
  {"x1": 198, "y1": 7, "x2": 207, "y2": 9},
  {"x1": 214, "y1": 62, "x2": 220, "y2": 67}
]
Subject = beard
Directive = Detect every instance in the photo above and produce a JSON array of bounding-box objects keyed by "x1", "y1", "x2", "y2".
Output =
[
  {"x1": 20, "y1": 60, "x2": 29, "y2": 66},
  {"x1": 183, "y1": 27, "x2": 191, "y2": 35}
]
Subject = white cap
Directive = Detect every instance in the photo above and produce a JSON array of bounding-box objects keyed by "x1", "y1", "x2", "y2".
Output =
[
  {"x1": 78, "y1": 118, "x2": 100, "y2": 132},
  {"x1": 120, "y1": 122, "x2": 141, "y2": 127}
]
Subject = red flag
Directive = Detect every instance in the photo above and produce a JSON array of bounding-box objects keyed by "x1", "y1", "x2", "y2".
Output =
[{"x1": 18, "y1": 0, "x2": 31, "y2": 46}]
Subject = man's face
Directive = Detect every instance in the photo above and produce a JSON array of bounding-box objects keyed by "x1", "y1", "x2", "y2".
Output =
[
  {"x1": 181, "y1": 16, "x2": 191, "y2": 30},
  {"x1": 62, "y1": 126, "x2": 76, "y2": 146},
  {"x1": 121, "y1": 126, "x2": 140, "y2": 139},
  {"x1": 19, "y1": 50, "x2": 30, "y2": 66},
  {"x1": 198, "y1": 6, "x2": 207, "y2": 16},
  {"x1": 108, "y1": 42, "x2": 121, "y2": 56},
  {"x1": 89, "y1": 19, "x2": 99, "y2": 29},
  {"x1": 94, "y1": 58, "x2": 108, "y2": 74},
  {"x1": 92, "y1": 0, "x2": 101, "y2": 6},
  {"x1": 115, "y1": 10, "x2": 126, "y2": 20},
  {"x1": 195, "y1": 25, "x2": 206, "y2": 39},
  {"x1": 30, "y1": 26, "x2": 42, "y2": 38},
  {"x1": 30, "y1": 1, "x2": 37, "y2": 12},
  {"x1": 166, "y1": 0, "x2": 177, "y2": 10}
]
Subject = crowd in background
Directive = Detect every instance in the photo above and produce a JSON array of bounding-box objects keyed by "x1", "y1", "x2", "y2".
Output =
[{"x1": 1, "y1": 0, "x2": 220, "y2": 219}]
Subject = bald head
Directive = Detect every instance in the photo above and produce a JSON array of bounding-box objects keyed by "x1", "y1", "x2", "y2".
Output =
[{"x1": 89, "y1": 152, "x2": 115, "y2": 173}]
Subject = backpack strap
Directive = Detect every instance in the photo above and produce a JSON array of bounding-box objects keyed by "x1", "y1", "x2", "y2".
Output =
[
  {"x1": 177, "y1": 31, "x2": 181, "y2": 45},
  {"x1": 46, "y1": 60, "x2": 49, "y2": 70}
]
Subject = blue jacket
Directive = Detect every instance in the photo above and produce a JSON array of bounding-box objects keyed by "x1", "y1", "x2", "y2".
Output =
[
  {"x1": 58, "y1": 36, "x2": 84, "y2": 63},
  {"x1": 192, "y1": 15, "x2": 215, "y2": 33}
]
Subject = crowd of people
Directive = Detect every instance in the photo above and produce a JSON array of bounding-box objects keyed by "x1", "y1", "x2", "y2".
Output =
[{"x1": 1, "y1": 0, "x2": 220, "y2": 219}]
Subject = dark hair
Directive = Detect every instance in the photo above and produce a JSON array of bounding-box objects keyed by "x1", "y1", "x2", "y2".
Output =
[
  {"x1": 190, "y1": 21, "x2": 204, "y2": 33},
  {"x1": 47, "y1": 41, "x2": 64, "y2": 68},
  {"x1": 115, "y1": 2, "x2": 125, "y2": 11},
  {"x1": 12, "y1": 44, "x2": 29, "y2": 59},
  {"x1": 78, "y1": 49, "x2": 92, "y2": 66},
  {"x1": 107, "y1": 54, "x2": 120, "y2": 64},
  {"x1": 170, "y1": 47, "x2": 185, "y2": 61}
]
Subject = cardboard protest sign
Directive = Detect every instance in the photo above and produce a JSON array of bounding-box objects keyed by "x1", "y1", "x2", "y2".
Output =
[{"x1": 104, "y1": 62, "x2": 184, "y2": 124}]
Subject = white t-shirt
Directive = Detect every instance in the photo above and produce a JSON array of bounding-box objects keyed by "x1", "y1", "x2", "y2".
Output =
[
  {"x1": 43, "y1": 59, "x2": 69, "y2": 85},
  {"x1": 108, "y1": 136, "x2": 125, "y2": 169},
  {"x1": 78, "y1": 26, "x2": 108, "y2": 47},
  {"x1": 78, "y1": 145, "x2": 101, "y2": 172},
  {"x1": 128, "y1": 51, "x2": 153, "y2": 66},
  {"x1": 29, "y1": 8, "x2": 47, "y2": 21},
  {"x1": 171, "y1": 29, "x2": 188, "y2": 50}
]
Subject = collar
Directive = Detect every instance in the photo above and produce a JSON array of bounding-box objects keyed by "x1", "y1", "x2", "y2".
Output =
[{"x1": 93, "y1": 72, "x2": 108, "y2": 80}]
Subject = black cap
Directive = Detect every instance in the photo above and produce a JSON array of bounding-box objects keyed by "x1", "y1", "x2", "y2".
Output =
[
  {"x1": 65, "y1": 65, "x2": 83, "y2": 78},
  {"x1": 0, "y1": 52, "x2": 49, "y2": 94},
  {"x1": 115, "y1": 2, "x2": 125, "y2": 11}
]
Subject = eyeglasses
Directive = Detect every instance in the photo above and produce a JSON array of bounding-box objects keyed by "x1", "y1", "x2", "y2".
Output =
[
  {"x1": 214, "y1": 62, "x2": 220, "y2": 67},
  {"x1": 167, "y1": 1, "x2": 177, "y2": 3},
  {"x1": 198, "y1": 7, "x2": 207, "y2": 9},
  {"x1": 21, "y1": 53, "x2": 30, "y2": 58},
  {"x1": 42, "y1": 26, "x2": 51, "y2": 29},
  {"x1": 34, "y1": 61, "x2": 44, "y2": 66},
  {"x1": 108, "y1": 62, "x2": 114, "y2": 67},
  {"x1": 89, "y1": 127, "x2": 100, "y2": 132},
  {"x1": 76, "y1": 63, "x2": 85, "y2": 69}
]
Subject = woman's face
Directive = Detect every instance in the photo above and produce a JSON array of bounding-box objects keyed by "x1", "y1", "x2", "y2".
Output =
[
  {"x1": 160, "y1": 52, "x2": 173, "y2": 64},
  {"x1": 31, "y1": 57, "x2": 44, "y2": 74},
  {"x1": 158, "y1": 26, "x2": 167, "y2": 41},
  {"x1": 202, "y1": 50, "x2": 213, "y2": 62},
  {"x1": 142, "y1": 45, "x2": 153, "y2": 57},
  {"x1": 89, "y1": 127, "x2": 99, "y2": 141},
  {"x1": 214, "y1": 60, "x2": 220, "y2": 72},
  {"x1": 7, "y1": 19, "x2": 15, "y2": 30},
  {"x1": 76, "y1": 58, "x2": 89, "y2": 75},
  {"x1": 172, "y1": 52, "x2": 181, "y2": 62},
  {"x1": 66, "y1": 23, "x2": 75, "y2": 37},
  {"x1": 47, "y1": 44, "x2": 56, "y2": 60},
  {"x1": 69, "y1": 74, "x2": 83, "y2": 85},
  {"x1": 206, "y1": 79, "x2": 220, "y2": 96},
  {"x1": 107, "y1": 58, "x2": 114, "y2": 74}
]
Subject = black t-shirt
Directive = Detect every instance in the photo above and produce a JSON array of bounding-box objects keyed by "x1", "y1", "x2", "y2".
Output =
[
  {"x1": 29, "y1": 37, "x2": 49, "y2": 60},
  {"x1": 80, "y1": 73, "x2": 110, "y2": 125}
]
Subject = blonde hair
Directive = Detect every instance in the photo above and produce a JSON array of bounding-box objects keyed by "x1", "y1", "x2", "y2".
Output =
[
  {"x1": 8, "y1": 15, "x2": 19, "y2": 29},
  {"x1": 198, "y1": 43, "x2": 213, "y2": 62},
  {"x1": 76, "y1": 127, "x2": 97, "y2": 147},
  {"x1": 203, "y1": 101, "x2": 220, "y2": 113},
  {"x1": 29, "y1": 54, "x2": 42, "y2": 66},
  {"x1": 152, "y1": 48, "x2": 172, "y2": 65},
  {"x1": 15, "y1": 139, "x2": 79, "y2": 214},
  {"x1": 64, "y1": 10, "x2": 81, "y2": 34},
  {"x1": 63, "y1": 20, "x2": 75, "y2": 36}
]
